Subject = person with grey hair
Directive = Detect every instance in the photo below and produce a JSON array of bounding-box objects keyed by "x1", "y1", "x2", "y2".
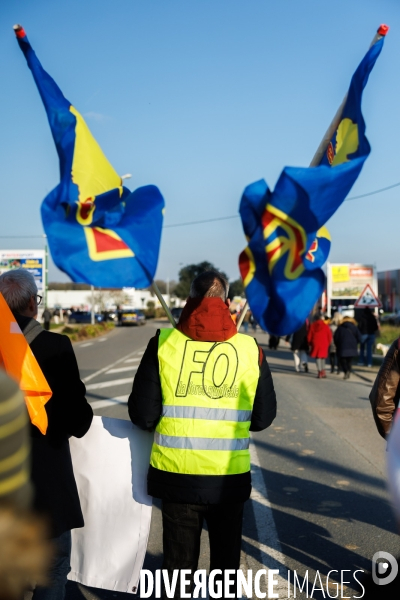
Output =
[
  {"x1": 128, "y1": 270, "x2": 277, "y2": 598},
  {"x1": 0, "y1": 268, "x2": 93, "y2": 600}
]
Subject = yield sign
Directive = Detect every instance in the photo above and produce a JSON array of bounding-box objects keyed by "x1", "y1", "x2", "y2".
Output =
[{"x1": 354, "y1": 284, "x2": 382, "y2": 308}]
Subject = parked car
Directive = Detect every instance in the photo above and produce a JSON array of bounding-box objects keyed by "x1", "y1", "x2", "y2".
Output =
[
  {"x1": 119, "y1": 309, "x2": 146, "y2": 326},
  {"x1": 68, "y1": 311, "x2": 104, "y2": 324},
  {"x1": 171, "y1": 307, "x2": 183, "y2": 323}
]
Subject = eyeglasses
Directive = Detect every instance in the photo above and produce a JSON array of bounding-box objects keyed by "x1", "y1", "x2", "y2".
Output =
[{"x1": 36, "y1": 295, "x2": 42, "y2": 306}]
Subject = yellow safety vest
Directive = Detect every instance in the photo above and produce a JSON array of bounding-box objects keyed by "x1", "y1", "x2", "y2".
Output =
[{"x1": 150, "y1": 328, "x2": 260, "y2": 476}]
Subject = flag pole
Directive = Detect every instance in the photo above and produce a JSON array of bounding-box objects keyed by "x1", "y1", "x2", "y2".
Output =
[
  {"x1": 152, "y1": 281, "x2": 176, "y2": 327},
  {"x1": 236, "y1": 301, "x2": 248, "y2": 331},
  {"x1": 309, "y1": 25, "x2": 388, "y2": 167}
]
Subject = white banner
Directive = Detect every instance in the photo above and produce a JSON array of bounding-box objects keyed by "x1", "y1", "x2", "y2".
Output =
[{"x1": 69, "y1": 416, "x2": 154, "y2": 593}]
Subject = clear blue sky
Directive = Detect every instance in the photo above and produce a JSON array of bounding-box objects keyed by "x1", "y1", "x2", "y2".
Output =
[{"x1": 1, "y1": 0, "x2": 399, "y2": 284}]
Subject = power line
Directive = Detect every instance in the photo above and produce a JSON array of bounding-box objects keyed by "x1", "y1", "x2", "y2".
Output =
[
  {"x1": 163, "y1": 215, "x2": 239, "y2": 228},
  {"x1": 345, "y1": 181, "x2": 400, "y2": 201},
  {"x1": 0, "y1": 180, "x2": 399, "y2": 238},
  {"x1": 163, "y1": 180, "x2": 400, "y2": 228}
]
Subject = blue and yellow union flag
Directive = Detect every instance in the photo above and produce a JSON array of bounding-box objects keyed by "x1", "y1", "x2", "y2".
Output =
[
  {"x1": 239, "y1": 27, "x2": 387, "y2": 335},
  {"x1": 15, "y1": 25, "x2": 164, "y2": 288}
]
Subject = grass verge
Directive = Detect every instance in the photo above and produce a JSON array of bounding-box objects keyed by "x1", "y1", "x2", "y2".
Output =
[
  {"x1": 60, "y1": 321, "x2": 114, "y2": 342},
  {"x1": 377, "y1": 325, "x2": 400, "y2": 349}
]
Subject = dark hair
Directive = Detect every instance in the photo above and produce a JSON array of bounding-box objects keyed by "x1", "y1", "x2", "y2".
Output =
[{"x1": 189, "y1": 270, "x2": 229, "y2": 301}]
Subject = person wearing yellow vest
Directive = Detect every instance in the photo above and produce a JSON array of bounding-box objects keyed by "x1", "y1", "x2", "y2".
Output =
[
  {"x1": 128, "y1": 270, "x2": 276, "y2": 598},
  {"x1": 0, "y1": 269, "x2": 93, "y2": 600}
]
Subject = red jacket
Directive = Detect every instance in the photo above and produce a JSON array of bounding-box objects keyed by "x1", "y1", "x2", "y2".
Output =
[{"x1": 307, "y1": 320, "x2": 332, "y2": 358}]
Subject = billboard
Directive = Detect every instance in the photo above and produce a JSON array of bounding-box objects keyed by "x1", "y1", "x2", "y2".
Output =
[
  {"x1": 327, "y1": 263, "x2": 377, "y2": 300},
  {"x1": 0, "y1": 250, "x2": 45, "y2": 293}
]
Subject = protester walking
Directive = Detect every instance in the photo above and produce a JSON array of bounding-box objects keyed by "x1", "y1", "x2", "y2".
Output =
[
  {"x1": 128, "y1": 270, "x2": 277, "y2": 599},
  {"x1": 334, "y1": 317, "x2": 361, "y2": 379},
  {"x1": 307, "y1": 315, "x2": 332, "y2": 378},
  {"x1": 357, "y1": 307, "x2": 379, "y2": 367},
  {"x1": 0, "y1": 269, "x2": 93, "y2": 600},
  {"x1": 289, "y1": 322, "x2": 309, "y2": 373},
  {"x1": 329, "y1": 312, "x2": 343, "y2": 374},
  {"x1": 241, "y1": 308, "x2": 251, "y2": 333},
  {"x1": 268, "y1": 334, "x2": 280, "y2": 350},
  {"x1": 42, "y1": 306, "x2": 52, "y2": 331}
]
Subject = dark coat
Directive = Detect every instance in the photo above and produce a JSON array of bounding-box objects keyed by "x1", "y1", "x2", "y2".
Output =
[
  {"x1": 128, "y1": 297, "x2": 277, "y2": 505},
  {"x1": 291, "y1": 323, "x2": 309, "y2": 352},
  {"x1": 16, "y1": 315, "x2": 93, "y2": 537},
  {"x1": 358, "y1": 308, "x2": 378, "y2": 335},
  {"x1": 334, "y1": 320, "x2": 361, "y2": 358}
]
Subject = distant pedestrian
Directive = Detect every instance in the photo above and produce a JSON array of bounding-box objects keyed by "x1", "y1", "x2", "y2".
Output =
[
  {"x1": 334, "y1": 317, "x2": 361, "y2": 379},
  {"x1": 42, "y1": 306, "x2": 51, "y2": 331},
  {"x1": 289, "y1": 322, "x2": 309, "y2": 373},
  {"x1": 241, "y1": 309, "x2": 251, "y2": 333},
  {"x1": 328, "y1": 312, "x2": 343, "y2": 374},
  {"x1": 268, "y1": 334, "x2": 280, "y2": 350},
  {"x1": 357, "y1": 307, "x2": 379, "y2": 367},
  {"x1": 250, "y1": 312, "x2": 257, "y2": 333},
  {"x1": 307, "y1": 315, "x2": 332, "y2": 378}
]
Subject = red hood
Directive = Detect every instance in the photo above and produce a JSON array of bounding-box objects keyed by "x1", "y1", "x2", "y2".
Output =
[{"x1": 177, "y1": 297, "x2": 237, "y2": 342}]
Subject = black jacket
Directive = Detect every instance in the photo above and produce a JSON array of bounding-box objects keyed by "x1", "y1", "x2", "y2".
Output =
[
  {"x1": 334, "y1": 320, "x2": 361, "y2": 358},
  {"x1": 16, "y1": 315, "x2": 93, "y2": 537},
  {"x1": 128, "y1": 322, "x2": 276, "y2": 504},
  {"x1": 358, "y1": 309, "x2": 378, "y2": 335},
  {"x1": 290, "y1": 323, "x2": 309, "y2": 352}
]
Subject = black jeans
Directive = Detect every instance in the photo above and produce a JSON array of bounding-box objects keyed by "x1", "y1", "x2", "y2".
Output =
[{"x1": 162, "y1": 501, "x2": 244, "y2": 599}]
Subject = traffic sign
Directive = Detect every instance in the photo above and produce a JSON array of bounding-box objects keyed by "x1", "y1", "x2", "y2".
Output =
[{"x1": 354, "y1": 284, "x2": 382, "y2": 308}]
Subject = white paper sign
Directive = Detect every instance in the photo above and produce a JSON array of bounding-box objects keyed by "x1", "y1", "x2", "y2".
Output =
[{"x1": 68, "y1": 416, "x2": 154, "y2": 593}]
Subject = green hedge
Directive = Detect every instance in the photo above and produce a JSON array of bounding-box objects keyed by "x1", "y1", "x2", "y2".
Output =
[{"x1": 61, "y1": 321, "x2": 114, "y2": 342}]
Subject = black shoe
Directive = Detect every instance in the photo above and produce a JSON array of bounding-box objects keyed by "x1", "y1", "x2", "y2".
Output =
[{"x1": 303, "y1": 363, "x2": 308, "y2": 373}]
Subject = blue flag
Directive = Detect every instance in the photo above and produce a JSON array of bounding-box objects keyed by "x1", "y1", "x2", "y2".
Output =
[
  {"x1": 15, "y1": 25, "x2": 164, "y2": 288},
  {"x1": 239, "y1": 29, "x2": 387, "y2": 335}
]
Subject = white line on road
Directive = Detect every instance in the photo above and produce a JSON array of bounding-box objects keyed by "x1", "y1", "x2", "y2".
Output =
[
  {"x1": 250, "y1": 439, "x2": 287, "y2": 594},
  {"x1": 97, "y1": 338, "x2": 106, "y2": 342},
  {"x1": 124, "y1": 358, "x2": 140, "y2": 363},
  {"x1": 83, "y1": 347, "x2": 145, "y2": 383},
  {"x1": 86, "y1": 377, "x2": 134, "y2": 391},
  {"x1": 106, "y1": 366, "x2": 138, "y2": 375},
  {"x1": 80, "y1": 342, "x2": 93, "y2": 347},
  {"x1": 90, "y1": 395, "x2": 129, "y2": 409}
]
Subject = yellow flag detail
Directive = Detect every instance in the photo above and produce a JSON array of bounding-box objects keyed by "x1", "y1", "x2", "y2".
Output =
[
  {"x1": 332, "y1": 118, "x2": 359, "y2": 166},
  {"x1": 69, "y1": 106, "x2": 123, "y2": 224}
]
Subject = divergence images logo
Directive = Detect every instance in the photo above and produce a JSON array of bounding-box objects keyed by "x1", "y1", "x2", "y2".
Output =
[{"x1": 372, "y1": 551, "x2": 398, "y2": 586}]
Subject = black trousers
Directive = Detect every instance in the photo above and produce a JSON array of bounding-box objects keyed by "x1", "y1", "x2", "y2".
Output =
[
  {"x1": 161, "y1": 501, "x2": 244, "y2": 599},
  {"x1": 340, "y1": 356, "x2": 353, "y2": 373}
]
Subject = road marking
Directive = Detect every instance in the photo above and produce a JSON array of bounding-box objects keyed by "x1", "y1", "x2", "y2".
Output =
[
  {"x1": 86, "y1": 377, "x2": 134, "y2": 391},
  {"x1": 250, "y1": 439, "x2": 287, "y2": 593},
  {"x1": 124, "y1": 358, "x2": 140, "y2": 363},
  {"x1": 90, "y1": 395, "x2": 129, "y2": 409},
  {"x1": 83, "y1": 346, "x2": 145, "y2": 383},
  {"x1": 80, "y1": 342, "x2": 93, "y2": 347},
  {"x1": 97, "y1": 338, "x2": 106, "y2": 342},
  {"x1": 106, "y1": 366, "x2": 138, "y2": 375}
]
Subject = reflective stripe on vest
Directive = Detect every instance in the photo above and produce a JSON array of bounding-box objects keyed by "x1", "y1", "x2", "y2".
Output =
[{"x1": 150, "y1": 328, "x2": 260, "y2": 476}]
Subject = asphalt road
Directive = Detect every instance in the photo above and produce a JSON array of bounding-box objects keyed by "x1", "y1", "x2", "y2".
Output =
[{"x1": 66, "y1": 322, "x2": 399, "y2": 600}]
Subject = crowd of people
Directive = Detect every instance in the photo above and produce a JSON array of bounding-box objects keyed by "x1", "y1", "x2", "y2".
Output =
[{"x1": 265, "y1": 307, "x2": 380, "y2": 380}]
